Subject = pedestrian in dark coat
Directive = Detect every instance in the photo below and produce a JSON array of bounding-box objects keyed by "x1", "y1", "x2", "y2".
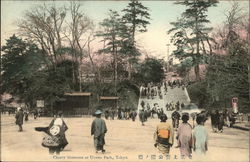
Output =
[
  {"x1": 139, "y1": 109, "x2": 146, "y2": 126},
  {"x1": 171, "y1": 110, "x2": 181, "y2": 129},
  {"x1": 34, "y1": 108, "x2": 38, "y2": 119},
  {"x1": 130, "y1": 109, "x2": 137, "y2": 121},
  {"x1": 15, "y1": 107, "x2": 24, "y2": 132},
  {"x1": 91, "y1": 110, "x2": 107, "y2": 153},
  {"x1": 211, "y1": 110, "x2": 219, "y2": 132},
  {"x1": 218, "y1": 112, "x2": 224, "y2": 133},
  {"x1": 24, "y1": 110, "x2": 29, "y2": 121}
]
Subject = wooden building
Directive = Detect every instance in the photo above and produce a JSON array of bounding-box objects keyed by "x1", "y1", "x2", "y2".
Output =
[
  {"x1": 55, "y1": 92, "x2": 92, "y2": 116},
  {"x1": 100, "y1": 96, "x2": 119, "y2": 109}
]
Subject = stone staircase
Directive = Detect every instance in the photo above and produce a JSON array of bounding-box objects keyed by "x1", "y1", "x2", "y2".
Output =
[{"x1": 137, "y1": 85, "x2": 191, "y2": 118}]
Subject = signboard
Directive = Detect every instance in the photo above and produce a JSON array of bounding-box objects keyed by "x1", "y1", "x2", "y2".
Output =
[{"x1": 36, "y1": 100, "x2": 44, "y2": 108}]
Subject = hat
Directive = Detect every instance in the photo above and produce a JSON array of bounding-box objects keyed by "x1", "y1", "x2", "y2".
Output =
[
  {"x1": 95, "y1": 110, "x2": 102, "y2": 115},
  {"x1": 17, "y1": 107, "x2": 21, "y2": 111}
]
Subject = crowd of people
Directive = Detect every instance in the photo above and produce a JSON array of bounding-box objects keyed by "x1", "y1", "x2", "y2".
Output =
[
  {"x1": 140, "y1": 80, "x2": 186, "y2": 100},
  {"x1": 13, "y1": 103, "x2": 235, "y2": 157},
  {"x1": 154, "y1": 113, "x2": 208, "y2": 158},
  {"x1": 210, "y1": 109, "x2": 237, "y2": 133},
  {"x1": 140, "y1": 83, "x2": 163, "y2": 99},
  {"x1": 167, "y1": 79, "x2": 186, "y2": 89},
  {"x1": 165, "y1": 101, "x2": 185, "y2": 111},
  {"x1": 103, "y1": 107, "x2": 138, "y2": 121}
]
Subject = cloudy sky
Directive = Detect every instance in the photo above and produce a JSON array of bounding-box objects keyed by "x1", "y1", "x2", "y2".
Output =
[{"x1": 1, "y1": 0, "x2": 249, "y2": 60}]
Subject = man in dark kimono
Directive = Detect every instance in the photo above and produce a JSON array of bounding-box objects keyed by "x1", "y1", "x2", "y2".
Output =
[
  {"x1": 130, "y1": 109, "x2": 137, "y2": 121},
  {"x1": 15, "y1": 107, "x2": 24, "y2": 132},
  {"x1": 171, "y1": 110, "x2": 181, "y2": 130},
  {"x1": 218, "y1": 112, "x2": 224, "y2": 133},
  {"x1": 211, "y1": 110, "x2": 219, "y2": 132},
  {"x1": 91, "y1": 110, "x2": 107, "y2": 153},
  {"x1": 139, "y1": 109, "x2": 146, "y2": 126}
]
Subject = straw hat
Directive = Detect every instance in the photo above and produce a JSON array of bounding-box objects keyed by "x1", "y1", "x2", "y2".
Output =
[{"x1": 95, "y1": 110, "x2": 102, "y2": 115}]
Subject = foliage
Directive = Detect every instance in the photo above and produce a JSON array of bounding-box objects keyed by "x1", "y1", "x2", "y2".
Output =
[
  {"x1": 176, "y1": 58, "x2": 193, "y2": 78},
  {"x1": 168, "y1": 0, "x2": 218, "y2": 81},
  {"x1": 187, "y1": 81, "x2": 209, "y2": 108},
  {"x1": 81, "y1": 80, "x2": 139, "y2": 109},
  {"x1": 188, "y1": 2, "x2": 250, "y2": 112},
  {"x1": 1, "y1": 35, "x2": 78, "y2": 109},
  {"x1": 1, "y1": 35, "x2": 45, "y2": 104},
  {"x1": 121, "y1": 0, "x2": 151, "y2": 78},
  {"x1": 134, "y1": 58, "x2": 164, "y2": 84},
  {"x1": 205, "y1": 39, "x2": 249, "y2": 112}
]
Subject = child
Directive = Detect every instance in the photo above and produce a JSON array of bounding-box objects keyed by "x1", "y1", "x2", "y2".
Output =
[{"x1": 193, "y1": 115, "x2": 208, "y2": 155}]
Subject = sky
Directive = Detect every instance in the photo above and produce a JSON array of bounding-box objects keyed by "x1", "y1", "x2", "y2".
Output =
[{"x1": 1, "y1": 0, "x2": 249, "y2": 60}]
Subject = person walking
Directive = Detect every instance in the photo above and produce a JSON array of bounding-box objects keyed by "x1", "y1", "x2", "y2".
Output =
[
  {"x1": 154, "y1": 114, "x2": 174, "y2": 155},
  {"x1": 48, "y1": 111, "x2": 69, "y2": 154},
  {"x1": 33, "y1": 108, "x2": 38, "y2": 119},
  {"x1": 34, "y1": 111, "x2": 68, "y2": 155},
  {"x1": 139, "y1": 109, "x2": 146, "y2": 126},
  {"x1": 176, "y1": 113, "x2": 193, "y2": 157},
  {"x1": 15, "y1": 107, "x2": 24, "y2": 132},
  {"x1": 24, "y1": 109, "x2": 29, "y2": 121},
  {"x1": 130, "y1": 109, "x2": 137, "y2": 122},
  {"x1": 104, "y1": 109, "x2": 109, "y2": 120},
  {"x1": 218, "y1": 112, "x2": 224, "y2": 133},
  {"x1": 171, "y1": 110, "x2": 181, "y2": 130},
  {"x1": 91, "y1": 110, "x2": 107, "y2": 153},
  {"x1": 210, "y1": 110, "x2": 218, "y2": 132},
  {"x1": 193, "y1": 115, "x2": 208, "y2": 155}
]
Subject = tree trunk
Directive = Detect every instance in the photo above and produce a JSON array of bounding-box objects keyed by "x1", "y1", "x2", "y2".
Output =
[
  {"x1": 194, "y1": 64, "x2": 200, "y2": 82},
  {"x1": 128, "y1": 62, "x2": 132, "y2": 80},
  {"x1": 79, "y1": 63, "x2": 82, "y2": 92},
  {"x1": 195, "y1": 4, "x2": 200, "y2": 82},
  {"x1": 114, "y1": 47, "x2": 118, "y2": 95},
  {"x1": 127, "y1": 5, "x2": 136, "y2": 81},
  {"x1": 248, "y1": 63, "x2": 250, "y2": 101},
  {"x1": 248, "y1": 18, "x2": 250, "y2": 101}
]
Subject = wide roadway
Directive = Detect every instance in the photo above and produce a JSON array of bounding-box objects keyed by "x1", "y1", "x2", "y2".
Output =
[{"x1": 1, "y1": 114, "x2": 249, "y2": 162}]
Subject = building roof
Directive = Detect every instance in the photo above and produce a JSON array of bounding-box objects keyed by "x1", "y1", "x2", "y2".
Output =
[
  {"x1": 100, "y1": 96, "x2": 119, "y2": 100},
  {"x1": 65, "y1": 92, "x2": 91, "y2": 96}
]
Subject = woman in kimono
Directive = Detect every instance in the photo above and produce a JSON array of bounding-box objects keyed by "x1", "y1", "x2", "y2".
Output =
[
  {"x1": 193, "y1": 115, "x2": 208, "y2": 155},
  {"x1": 48, "y1": 111, "x2": 68, "y2": 154},
  {"x1": 176, "y1": 113, "x2": 193, "y2": 157},
  {"x1": 154, "y1": 114, "x2": 174, "y2": 155},
  {"x1": 35, "y1": 111, "x2": 68, "y2": 155}
]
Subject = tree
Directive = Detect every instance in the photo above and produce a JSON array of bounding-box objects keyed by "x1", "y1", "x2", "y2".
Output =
[
  {"x1": 97, "y1": 10, "x2": 120, "y2": 93},
  {"x1": 17, "y1": 4, "x2": 67, "y2": 66},
  {"x1": 1, "y1": 35, "x2": 79, "y2": 111},
  {"x1": 1, "y1": 35, "x2": 45, "y2": 107},
  {"x1": 97, "y1": 10, "x2": 127, "y2": 94},
  {"x1": 176, "y1": 58, "x2": 193, "y2": 81},
  {"x1": 168, "y1": 0, "x2": 218, "y2": 81},
  {"x1": 18, "y1": 2, "x2": 94, "y2": 92},
  {"x1": 122, "y1": 0, "x2": 151, "y2": 79},
  {"x1": 134, "y1": 58, "x2": 164, "y2": 84},
  {"x1": 205, "y1": 2, "x2": 249, "y2": 112},
  {"x1": 65, "y1": 1, "x2": 94, "y2": 91}
]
